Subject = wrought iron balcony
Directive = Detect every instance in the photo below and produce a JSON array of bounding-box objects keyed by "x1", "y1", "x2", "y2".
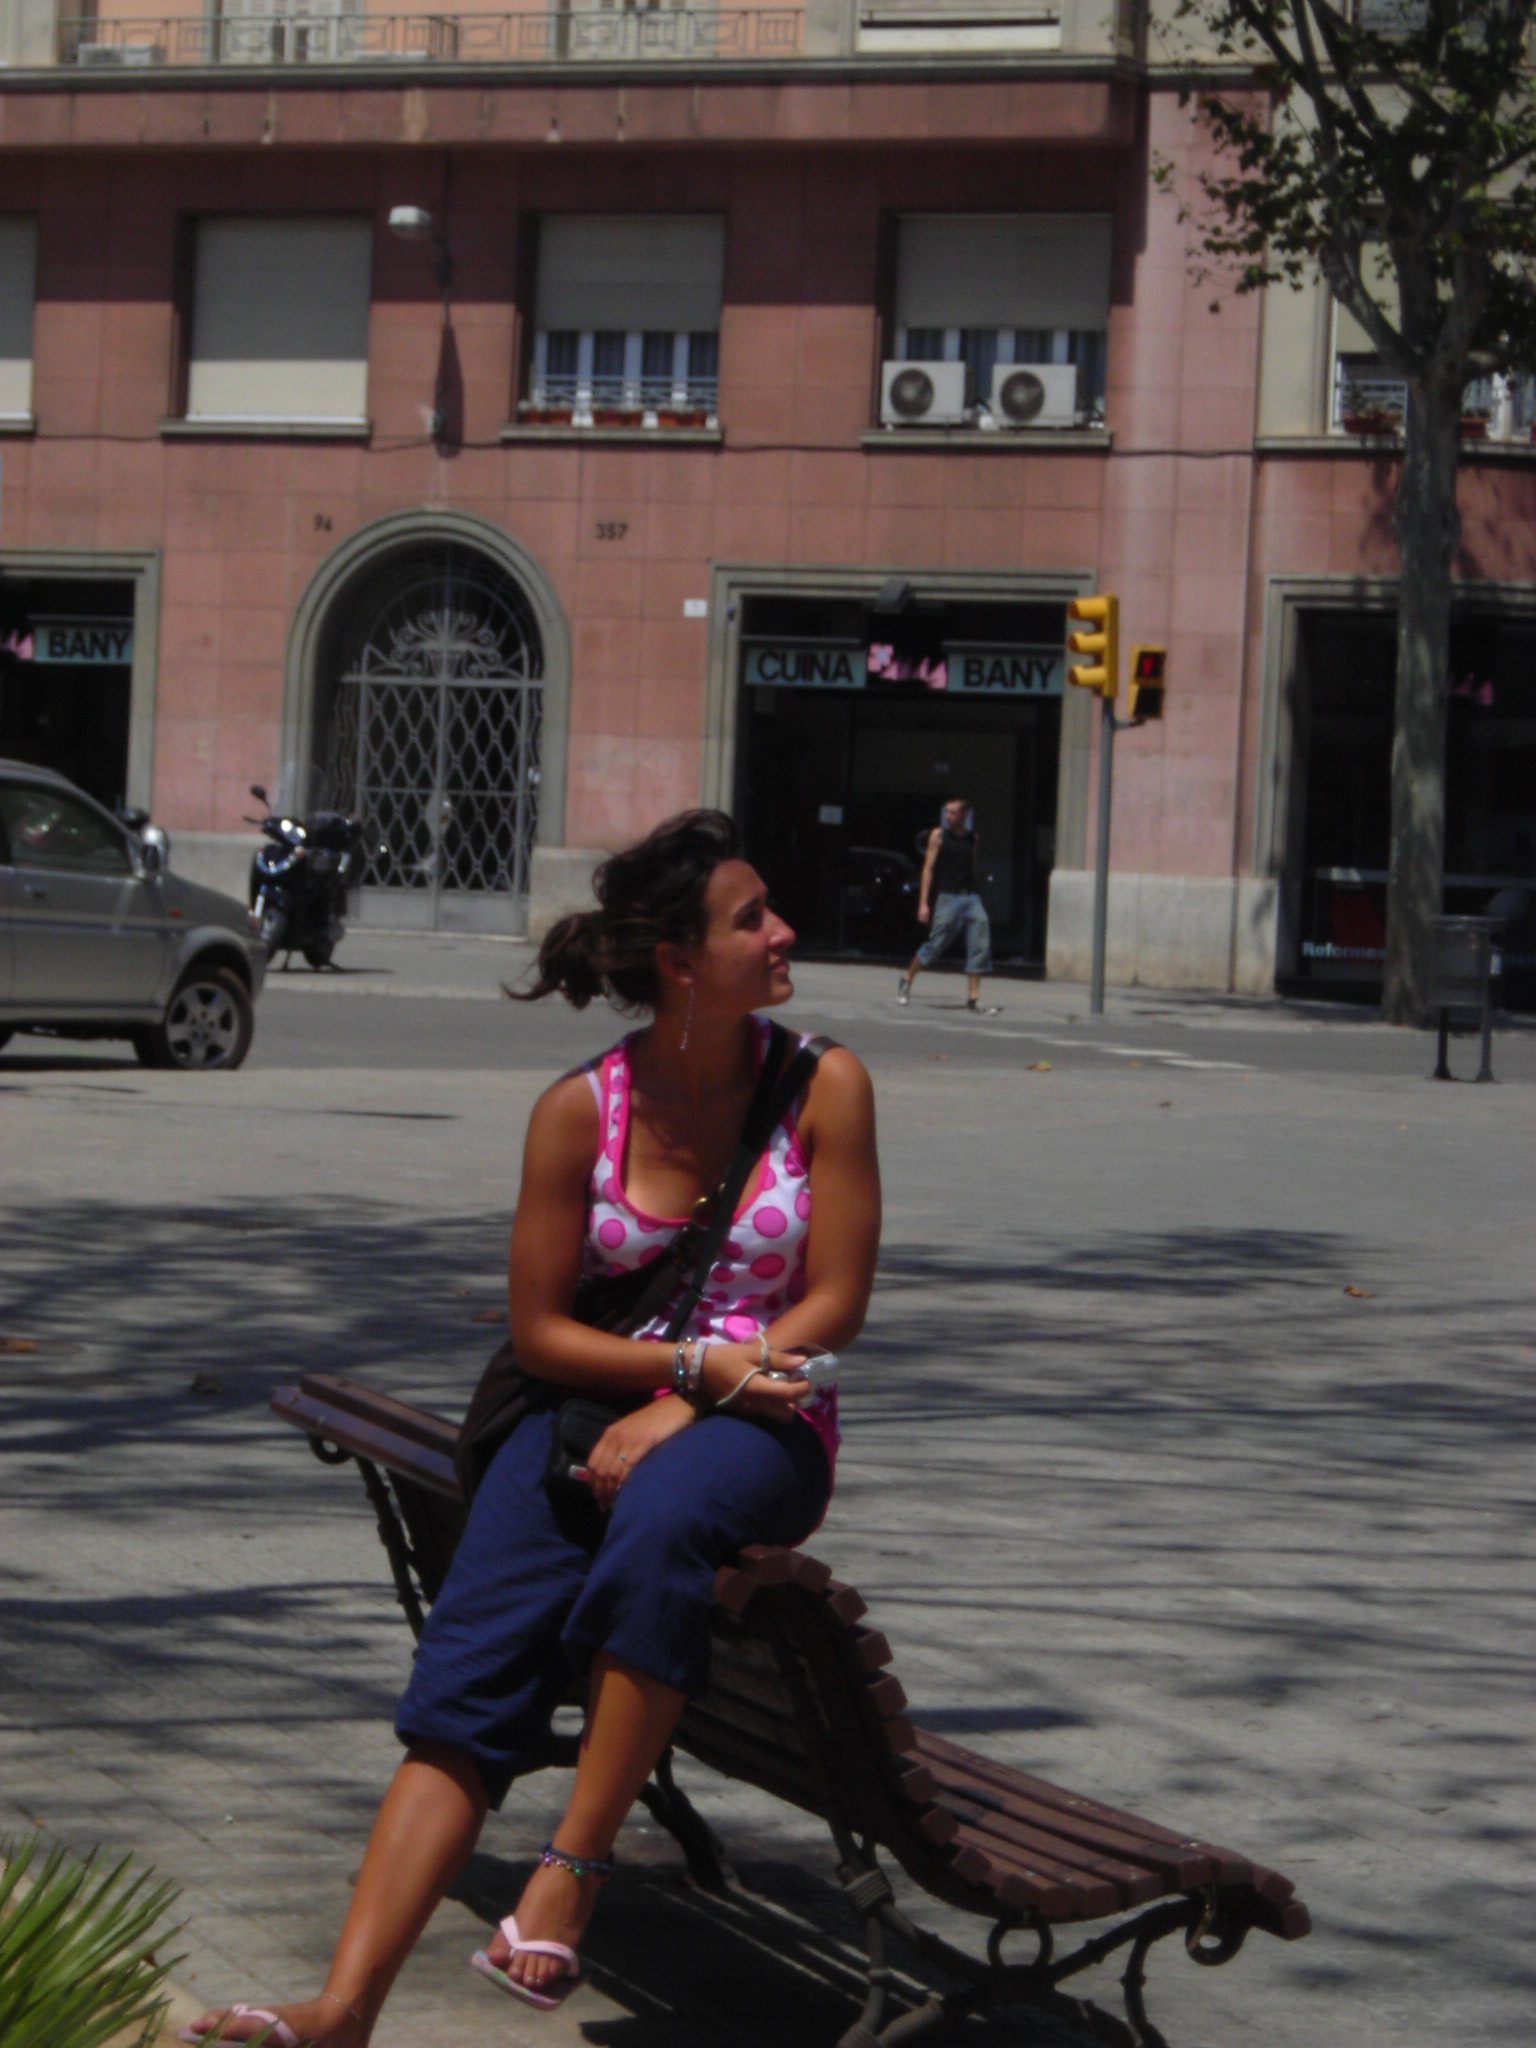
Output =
[
  {"x1": 1334, "y1": 355, "x2": 1536, "y2": 438},
  {"x1": 53, "y1": 6, "x2": 808, "y2": 69}
]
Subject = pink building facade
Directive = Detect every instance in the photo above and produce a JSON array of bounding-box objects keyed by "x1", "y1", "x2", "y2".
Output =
[{"x1": 2, "y1": 40, "x2": 1533, "y2": 995}]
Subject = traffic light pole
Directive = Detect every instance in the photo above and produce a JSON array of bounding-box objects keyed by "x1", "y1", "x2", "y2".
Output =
[{"x1": 1090, "y1": 692, "x2": 1115, "y2": 1016}]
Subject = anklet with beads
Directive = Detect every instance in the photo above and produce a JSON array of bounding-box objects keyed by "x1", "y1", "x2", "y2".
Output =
[{"x1": 540, "y1": 1839, "x2": 614, "y2": 1882}]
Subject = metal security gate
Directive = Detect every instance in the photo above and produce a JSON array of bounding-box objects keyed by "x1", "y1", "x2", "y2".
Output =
[{"x1": 325, "y1": 547, "x2": 544, "y2": 932}]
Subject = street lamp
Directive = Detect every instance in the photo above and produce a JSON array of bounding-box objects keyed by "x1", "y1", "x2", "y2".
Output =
[{"x1": 388, "y1": 204, "x2": 452, "y2": 291}]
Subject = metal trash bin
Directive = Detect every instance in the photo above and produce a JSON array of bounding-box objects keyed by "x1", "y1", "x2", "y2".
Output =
[{"x1": 1430, "y1": 914, "x2": 1497, "y2": 1082}]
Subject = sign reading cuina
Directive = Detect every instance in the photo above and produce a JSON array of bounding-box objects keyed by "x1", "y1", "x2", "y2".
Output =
[
  {"x1": 31, "y1": 619, "x2": 135, "y2": 667},
  {"x1": 744, "y1": 642, "x2": 867, "y2": 689}
]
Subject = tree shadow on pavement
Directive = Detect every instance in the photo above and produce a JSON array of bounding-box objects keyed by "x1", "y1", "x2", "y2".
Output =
[{"x1": 3, "y1": 1199, "x2": 1532, "y2": 2045}]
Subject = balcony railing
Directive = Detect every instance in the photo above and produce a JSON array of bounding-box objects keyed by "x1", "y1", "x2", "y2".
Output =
[
  {"x1": 1334, "y1": 355, "x2": 1536, "y2": 438},
  {"x1": 55, "y1": 6, "x2": 807, "y2": 68}
]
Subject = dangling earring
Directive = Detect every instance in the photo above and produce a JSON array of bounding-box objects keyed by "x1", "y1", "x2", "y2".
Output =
[{"x1": 679, "y1": 982, "x2": 695, "y2": 1054}]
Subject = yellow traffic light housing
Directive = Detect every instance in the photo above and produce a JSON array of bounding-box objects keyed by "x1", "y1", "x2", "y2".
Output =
[
  {"x1": 1067, "y1": 593, "x2": 1119, "y2": 698},
  {"x1": 1127, "y1": 645, "x2": 1167, "y2": 721}
]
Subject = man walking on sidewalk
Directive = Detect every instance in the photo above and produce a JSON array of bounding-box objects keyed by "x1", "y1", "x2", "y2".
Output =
[{"x1": 897, "y1": 796, "x2": 1000, "y2": 1014}]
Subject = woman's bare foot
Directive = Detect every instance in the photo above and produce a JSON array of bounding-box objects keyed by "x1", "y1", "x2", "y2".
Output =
[
  {"x1": 180, "y1": 1997, "x2": 368, "y2": 2048},
  {"x1": 484, "y1": 1856, "x2": 603, "y2": 1996}
]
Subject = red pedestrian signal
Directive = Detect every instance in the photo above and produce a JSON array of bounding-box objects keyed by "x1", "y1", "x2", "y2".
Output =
[{"x1": 1127, "y1": 645, "x2": 1167, "y2": 721}]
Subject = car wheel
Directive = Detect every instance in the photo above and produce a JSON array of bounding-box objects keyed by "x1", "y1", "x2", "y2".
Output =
[
  {"x1": 257, "y1": 899, "x2": 289, "y2": 960},
  {"x1": 142, "y1": 967, "x2": 254, "y2": 1072},
  {"x1": 303, "y1": 938, "x2": 334, "y2": 969}
]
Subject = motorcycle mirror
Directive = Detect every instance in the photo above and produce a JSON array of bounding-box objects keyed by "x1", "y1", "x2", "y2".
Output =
[{"x1": 250, "y1": 784, "x2": 268, "y2": 804}]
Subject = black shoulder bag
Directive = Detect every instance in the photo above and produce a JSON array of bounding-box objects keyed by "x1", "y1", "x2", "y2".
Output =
[{"x1": 453, "y1": 1022, "x2": 831, "y2": 1503}]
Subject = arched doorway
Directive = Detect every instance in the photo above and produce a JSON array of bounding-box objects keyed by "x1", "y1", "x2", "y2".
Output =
[{"x1": 284, "y1": 512, "x2": 571, "y2": 935}]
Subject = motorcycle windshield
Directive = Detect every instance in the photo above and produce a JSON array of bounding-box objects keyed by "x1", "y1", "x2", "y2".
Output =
[{"x1": 271, "y1": 761, "x2": 334, "y2": 820}]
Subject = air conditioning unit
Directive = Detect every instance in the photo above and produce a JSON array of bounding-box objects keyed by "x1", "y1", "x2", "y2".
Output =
[
  {"x1": 989, "y1": 361, "x2": 1079, "y2": 429},
  {"x1": 880, "y1": 359, "x2": 968, "y2": 428}
]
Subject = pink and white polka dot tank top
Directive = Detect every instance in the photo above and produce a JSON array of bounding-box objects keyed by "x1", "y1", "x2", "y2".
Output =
[{"x1": 582, "y1": 1016, "x2": 839, "y2": 1472}]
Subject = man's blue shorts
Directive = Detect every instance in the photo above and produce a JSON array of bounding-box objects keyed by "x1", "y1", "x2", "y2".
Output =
[
  {"x1": 916, "y1": 890, "x2": 993, "y2": 974},
  {"x1": 394, "y1": 1403, "x2": 831, "y2": 1806}
]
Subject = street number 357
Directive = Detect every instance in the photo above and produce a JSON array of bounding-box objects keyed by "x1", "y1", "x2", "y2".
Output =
[{"x1": 595, "y1": 521, "x2": 628, "y2": 541}]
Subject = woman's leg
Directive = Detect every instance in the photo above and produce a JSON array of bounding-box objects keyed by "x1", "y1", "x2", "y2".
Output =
[
  {"x1": 186, "y1": 1742, "x2": 487, "y2": 2044},
  {"x1": 490, "y1": 1413, "x2": 831, "y2": 1996},
  {"x1": 188, "y1": 1411, "x2": 593, "y2": 2042},
  {"x1": 487, "y1": 1653, "x2": 686, "y2": 1996}
]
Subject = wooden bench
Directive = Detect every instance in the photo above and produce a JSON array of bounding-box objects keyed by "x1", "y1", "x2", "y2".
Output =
[{"x1": 273, "y1": 1371, "x2": 1311, "y2": 2046}]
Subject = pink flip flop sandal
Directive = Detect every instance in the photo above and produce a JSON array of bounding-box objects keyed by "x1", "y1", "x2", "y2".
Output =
[
  {"x1": 180, "y1": 2007, "x2": 300, "y2": 2048},
  {"x1": 470, "y1": 1914, "x2": 581, "y2": 2011}
]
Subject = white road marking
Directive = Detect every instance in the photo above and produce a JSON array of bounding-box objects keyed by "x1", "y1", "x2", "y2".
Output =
[{"x1": 876, "y1": 1013, "x2": 1254, "y2": 1071}]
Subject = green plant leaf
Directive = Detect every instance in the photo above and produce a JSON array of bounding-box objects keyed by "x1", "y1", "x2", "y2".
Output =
[{"x1": 0, "y1": 1838, "x2": 182, "y2": 2048}]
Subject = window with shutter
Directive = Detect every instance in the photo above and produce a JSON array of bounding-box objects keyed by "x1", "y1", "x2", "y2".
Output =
[
  {"x1": 526, "y1": 215, "x2": 724, "y2": 425},
  {"x1": 1330, "y1": 249, "x2": 1534, "y2": 437},
  {"x1": 0, "y1": 219, "x2": 37, "y2": 422},
  {"x1": 890, "y1": 214, "x2": 1112, "y2": 426},
  {"x1": 186, "y1": 218, "x2": 372, "y2": 424}
]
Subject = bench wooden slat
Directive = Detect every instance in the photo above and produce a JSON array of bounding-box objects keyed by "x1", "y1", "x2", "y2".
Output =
[
  {"x1": 919, "y1": 1743, "x2": 1223, "y2": 1890},
  {"x1": 942, "y1": 1791, "x2": 1166, "y2": 1906},
  {"x1": 298, "y1": 1372, "x2": 459, "y2": 1455},
  {"x1": 272, "y1": 1386, "x2": 461, "y2": 1498},
  {"x1": 915, "y1": 1732, "x2": 1259, "y2": 1890}
]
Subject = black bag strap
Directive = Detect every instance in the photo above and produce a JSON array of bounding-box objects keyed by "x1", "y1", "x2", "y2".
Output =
[
  {"x1": 614, "y1": 1022, "x2": 831, "y2": 1345},
  {"x1": 658, "y1": 1023, "x2": 831, "y2": 1342}
]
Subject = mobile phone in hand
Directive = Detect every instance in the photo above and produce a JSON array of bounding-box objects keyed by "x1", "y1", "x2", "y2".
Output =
[{"x1": 766, "y1": 1349, "x2": 840, "y2": 1390}]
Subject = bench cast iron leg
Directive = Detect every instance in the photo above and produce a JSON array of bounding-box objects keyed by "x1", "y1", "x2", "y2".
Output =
[
  {"x1": 635, "y1": 1748, "x2": 735, "y2": 1894},
  {"x1": 354, "y1": 1453, "x2": 427, "y2": 1639}
]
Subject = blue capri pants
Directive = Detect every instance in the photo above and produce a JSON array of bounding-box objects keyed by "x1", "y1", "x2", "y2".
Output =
[{"x1": 395, "y1": 1403, "x2": 831, "y2": 1807}]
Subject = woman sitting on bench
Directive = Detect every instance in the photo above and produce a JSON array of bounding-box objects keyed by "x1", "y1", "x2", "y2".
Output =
[{"x1": 185, "y1": 808, "x2": 881, "y2": 2041}]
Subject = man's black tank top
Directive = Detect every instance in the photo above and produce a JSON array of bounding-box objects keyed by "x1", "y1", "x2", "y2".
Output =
[{"x1": 930, "y1": 827, "x2": 977, "y2": 897}]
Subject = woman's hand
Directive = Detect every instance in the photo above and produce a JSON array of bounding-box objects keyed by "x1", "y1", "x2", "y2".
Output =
[
  {"x1": 698, "y1": 1341, "x2": 816, "y2": 1424},
  {"x1": 581, "y1": 1395, "x2": 697, "y2": 1512}
]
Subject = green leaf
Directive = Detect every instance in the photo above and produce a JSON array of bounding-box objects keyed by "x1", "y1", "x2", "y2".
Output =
[{"x1": 0, "y1": 1839, "x2": 182, "y2": 2048}]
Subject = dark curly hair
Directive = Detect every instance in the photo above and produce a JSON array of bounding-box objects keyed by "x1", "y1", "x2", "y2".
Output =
[{"x1": 510, "y1": 809, "x2": 742, "y2": 1011}]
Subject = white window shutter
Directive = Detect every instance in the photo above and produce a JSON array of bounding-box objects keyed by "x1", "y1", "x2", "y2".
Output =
[
  {"x1": 0, "y1": 218, "x2": 37, "y2": 419},
  {"x1": 895, "y1": 215, "x2": 1112, "y2": 332},
  {"x1": 187, "y1": 218, "x2": 372, "y2": 421},
  {"x1": 536, "y1": 216, "x2": 724, "y2": 334}
]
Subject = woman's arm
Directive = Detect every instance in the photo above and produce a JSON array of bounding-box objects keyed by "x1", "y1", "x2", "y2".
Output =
[{"x1": 760, "y1": 1045, "x2": 881, "y2": 1356}]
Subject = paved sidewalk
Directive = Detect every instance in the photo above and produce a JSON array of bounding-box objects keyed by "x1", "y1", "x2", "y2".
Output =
[{"x1": 1, "y1": 952, "x2": 1532, "y2": 2048}]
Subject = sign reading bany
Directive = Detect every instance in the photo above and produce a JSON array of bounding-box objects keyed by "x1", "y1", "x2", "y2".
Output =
[
  {"x1": 32, "y1": 618, "x2": 135, "y2": 667},
  {"x1": 744, "y1": 642, "x2": 867, "y2": 689},
  {"x1": 946, "y1": 647, "x2": 1063, "y2": 696}
]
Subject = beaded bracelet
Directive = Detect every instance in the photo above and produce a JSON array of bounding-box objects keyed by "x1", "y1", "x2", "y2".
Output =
[{"x1": 671, "y1": 1337, "x2": 709, "y2": 1402}]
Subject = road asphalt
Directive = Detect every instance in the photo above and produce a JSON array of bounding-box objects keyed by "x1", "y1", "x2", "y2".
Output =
[{"x1": 1, "y1": 937, "x2": 1531, "y2": 2048}]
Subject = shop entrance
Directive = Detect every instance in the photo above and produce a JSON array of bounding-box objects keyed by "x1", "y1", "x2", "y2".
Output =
[
  {"x1": 0, "y1": 576, "x2": 136, "y2": 811},
  {"x1": 736, "y1": 592, "x2": 1064, "y2": 967},
  {"x1": 1289, "y1": 606, "x2": 1536, "y2": 1007}
]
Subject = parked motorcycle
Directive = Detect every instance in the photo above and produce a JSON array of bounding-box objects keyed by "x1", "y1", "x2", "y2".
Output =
[{"x1": 245, "y1": 784, "x2": 365, "y2": 967}]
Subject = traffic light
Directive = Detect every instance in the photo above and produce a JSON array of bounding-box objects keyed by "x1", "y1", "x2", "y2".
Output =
[
  {"x1": 1127, "y1": 645, "x2": 1167, "y2": 721},
  {"x1": 1066, "y1": 593, "x2": 1119, "y2": 698}
]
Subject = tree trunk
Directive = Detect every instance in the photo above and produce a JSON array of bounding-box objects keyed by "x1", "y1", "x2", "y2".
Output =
[{"x1": 1381, "y1": 381, "x2": 1460, "y2": 1025}]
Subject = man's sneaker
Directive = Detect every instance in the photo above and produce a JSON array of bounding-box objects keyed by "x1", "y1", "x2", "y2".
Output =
[
  {"x1": 966, "y1": 997, "x2": 1001, "y2": 1016},
  {"x1": 896, "y1": 976, "x2": 912, "y2": 1005}
]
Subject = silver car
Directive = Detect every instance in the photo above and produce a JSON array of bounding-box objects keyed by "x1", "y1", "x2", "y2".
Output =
[{"x1": 0, "y1": 759, "x2": 266, "y2": 1070}]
